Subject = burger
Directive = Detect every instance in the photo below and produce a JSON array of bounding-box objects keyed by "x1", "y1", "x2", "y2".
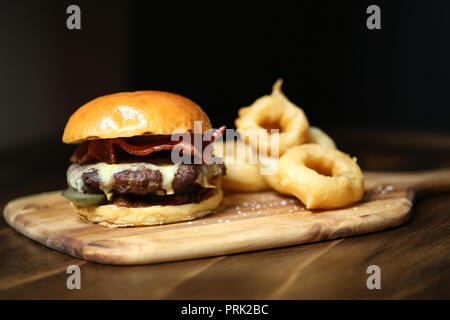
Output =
[{"x1": 62, "y1": 91, "x2": 226, "y2": 227}]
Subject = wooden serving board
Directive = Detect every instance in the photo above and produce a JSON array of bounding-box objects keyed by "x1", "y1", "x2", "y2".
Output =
[{"x1": 4, "y1": 169, "x2": 450, "y2": 265}]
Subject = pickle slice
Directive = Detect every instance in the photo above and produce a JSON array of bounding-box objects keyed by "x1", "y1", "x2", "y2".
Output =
[{"x1": 61, "y1": 188, "x2": 107, "y2": 207}]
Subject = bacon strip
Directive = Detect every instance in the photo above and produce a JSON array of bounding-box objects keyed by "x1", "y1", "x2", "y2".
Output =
[{"x1": 70, "y1": 126, "x2": 226, "y2": 164}]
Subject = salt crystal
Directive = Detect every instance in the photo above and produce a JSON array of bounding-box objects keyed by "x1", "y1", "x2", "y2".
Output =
[
  {"x1": 281, "y1": 200, "x2": 287, "y2": 206},
  {"x1": 225, "y1": 219, "x2": 230, "y2": 223},
  {"x1": 218, "y1": 219, "x2": 223, "y2": 223},
  {"x1": 187, "y1": 221, "x2": 192, "y2": 224}
]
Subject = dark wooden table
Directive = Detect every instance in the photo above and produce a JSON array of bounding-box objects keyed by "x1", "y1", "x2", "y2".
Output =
[{"x1": 1, "y1": 129, "x2": 450, "y2": 299}]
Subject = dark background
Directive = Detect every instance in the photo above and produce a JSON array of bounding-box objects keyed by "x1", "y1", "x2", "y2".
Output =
[
  {"x1": 133, "y1": 0, "x2": 450, "y2": 133},
  {"x1": 0, "y1": 0, "x2": 449, "y2": 196}
]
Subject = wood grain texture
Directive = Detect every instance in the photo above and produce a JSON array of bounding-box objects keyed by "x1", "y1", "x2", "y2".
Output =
[
  {"x1": 4, "y1": 169, "x2": 449, "y2": 266},
  {"x1": 2, "y1": 190, "x2": 449, "y2": 300}
]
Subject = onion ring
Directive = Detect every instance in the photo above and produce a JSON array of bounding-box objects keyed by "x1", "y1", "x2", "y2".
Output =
[
  {"x1": 259, "y1": 155, "x2": 292, "y2": 195},
  {"x1": 213, "y1": 140, "x2": 270, "y2": 192},
  {"x1": 235, "y1": 79, "x2": 309, "y2": 156},
  {"x1": 305, "y1": 126, "x2": 337, "y2": 149},
  {"x1": 276, "y1": 144, "x2": 364, "y2": 209}
]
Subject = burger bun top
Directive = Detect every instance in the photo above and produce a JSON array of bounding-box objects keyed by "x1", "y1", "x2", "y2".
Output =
[{"x1": 63, "y1": 91, "x2": 212, "y2": 144}]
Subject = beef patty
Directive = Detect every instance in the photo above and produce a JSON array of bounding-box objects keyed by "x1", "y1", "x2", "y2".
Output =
[
  {"x1": 113, "y1": 185, "x2": 216, "y2": 207},
  {"x1": 78, "y1": 163, "x2": 225, "y2": 196}
]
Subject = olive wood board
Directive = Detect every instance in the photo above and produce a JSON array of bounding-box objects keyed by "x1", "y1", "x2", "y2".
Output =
[{"x1": 4, "y1": 169, "x2": 450, "y2": 265}]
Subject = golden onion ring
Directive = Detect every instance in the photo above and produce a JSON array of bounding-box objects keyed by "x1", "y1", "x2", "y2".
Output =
[
  {"x1": 235, "y1": 79, "x2": 309, "y2": 156},
  {"x1": 306, "y1": 126, "x2": 337, "y2": 149},
  {"x1": 213, "y1": 140, "x2": 270, "y2": 192},
  {"x1": 276, "y1": 144, "x2": 364, "y2": 209},
  {"x1": 259, "y1": 155, "x2": 292, "y2": 195}
]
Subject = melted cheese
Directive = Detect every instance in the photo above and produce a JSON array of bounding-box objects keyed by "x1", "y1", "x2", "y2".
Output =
[
  {"x1": 195, "y1": 164, "x2": 221, "y2": 189},
  {"x1": 67, "y1": 162, "x2": 180, "y2": 199},
  {"x1": 158, "y1": 164, "x2": 181, "y2": 194}
]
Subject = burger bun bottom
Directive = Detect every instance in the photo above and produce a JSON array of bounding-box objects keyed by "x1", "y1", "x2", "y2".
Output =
[{"x1": 73, "y1": 179, "x2": 223, "y2": 228}]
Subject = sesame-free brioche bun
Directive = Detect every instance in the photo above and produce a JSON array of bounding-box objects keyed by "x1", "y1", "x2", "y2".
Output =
[
  {"x1": 63, "y1": 91, "x2": 212, "y2": 144},
  {"x1": 73, "y1": 178, "x2": 223, "y2": 228}
]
